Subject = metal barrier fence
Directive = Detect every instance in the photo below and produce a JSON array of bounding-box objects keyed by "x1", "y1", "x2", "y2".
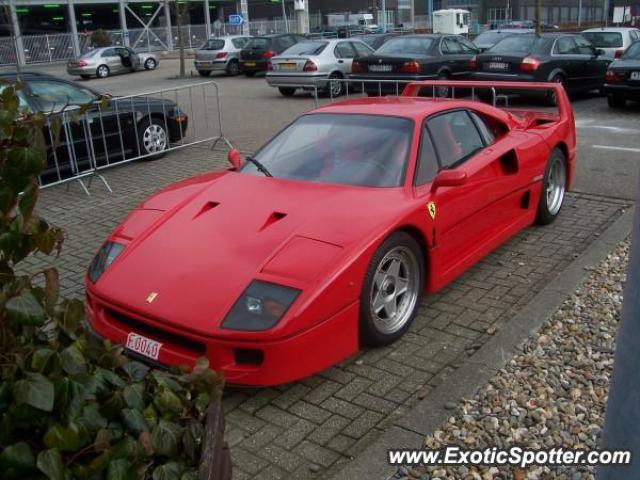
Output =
[{"x1": 38, "y1": 81, "x2": 232, "y2": 194}]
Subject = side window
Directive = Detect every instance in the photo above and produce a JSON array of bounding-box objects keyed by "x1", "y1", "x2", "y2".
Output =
[
  {"x1": 555, "y1": 37, "x2": 577, "y2": 55},
  {"x1": 415, "y1": 126, "x2": 439, "y2": 185},
  {"x1": 457, "y1": 37, "x2": 479, "y2": 54},
  {"x1": 232, "y1": 38, "x2": 248, "y2": 48},
  {"x1": 102, "y1": 48, "x2": 117, "y2": 57},
  {"x1": 352, "y1": 41, "x2": 373, "y2": 56},
  {"x1": 427, "y1": 111, "x2": 484, "y2": 169},
  {"x1": 335, "y1": 42, "x2": 356, "y2": 59},
  {"x1": 442, "y1": 37, "x2": 462, "y2": 54},
  {"x1": 574, "y1": 36, "x2": 594, "y2": 55},
  {"x1": 469, "y1": 112, "x2": 495, "y2": 146},
  {"x1": 28, "y1": 80, "x2": 96, "y2": 111}
]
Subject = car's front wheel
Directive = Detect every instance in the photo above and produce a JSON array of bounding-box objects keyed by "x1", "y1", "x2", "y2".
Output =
[
  {"x1": 96, "y1": 65, "x2": 110, "y2": 78},
  {"x1": 138, "y1": 117, "x2": 168, "y2": 160},
  {"x1": 144, "y1": 58, "x2": 157, "y2": 70},
  {"x1": 360, "y1": 232, "x2": 424, "y2": 346},
  {"x1": 608, "y1": 94, "x2": 626, "y2": 108},
  {"x1": 536, "y1": 148, "x2": 567, "y2": 225}
]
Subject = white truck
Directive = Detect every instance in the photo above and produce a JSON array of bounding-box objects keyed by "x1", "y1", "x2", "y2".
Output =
[
  {"x1": 326, "y1": 13, "x2": 379, "y2": 33},
  {"x1": 433, "y1": 9, "x2": 470, "y2": 35}
]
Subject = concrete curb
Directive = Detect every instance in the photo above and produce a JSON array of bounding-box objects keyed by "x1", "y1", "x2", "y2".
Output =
[{"x1": 327, "y1": 206, "x2": 635, "y2": 480}]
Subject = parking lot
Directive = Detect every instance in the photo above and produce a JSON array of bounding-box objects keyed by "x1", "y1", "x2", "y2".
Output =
[{"x1": 21, "y1": 58, "x2": 637, "y2": 479}]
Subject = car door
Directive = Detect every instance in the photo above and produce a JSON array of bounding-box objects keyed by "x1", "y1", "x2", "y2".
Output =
[
  {"x1": 440, "y1": 36, "x2": 470, "y2": 78},
  {"x1": 574, "y1": 35, "x2": 609, "y2": 89},
  {"x1": 552, "y1": 36, "x2": 580, "y2": 88},
  {"x1": 334, "y1": 41, "x2": 357, "y2": 75},
  {"x1": 415, "y1": 109, "x2": 521, "y2": 286},
  {"x1": 127, "y1": 47, "x2": 141, "y2": 70},
  {"x1": 101, "y1": 48, "x2": 123, "y2": 74}
]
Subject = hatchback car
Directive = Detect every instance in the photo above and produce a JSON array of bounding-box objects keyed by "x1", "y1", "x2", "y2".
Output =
[
  {"x1": 240, "y1": 34, "x2": 306, "y2": 76},
  {"x1": 604, "y1": 41, "x2": 640, "y2": 107},
  {"x1": 195, "y1": 35, "x2": 251, "y2": 77},
  {"x1": 470, "y1": 33, "x2": 610, "y2": 97},
  {"x1": 582, "y1": 27, "x2": 640, "y2": 59},
  {"x1": 67, "y1": 47, "x2": 159, "y2": 79},
  {"x1": 267, "y1": 39, "x2": 374, "y2": 96}
]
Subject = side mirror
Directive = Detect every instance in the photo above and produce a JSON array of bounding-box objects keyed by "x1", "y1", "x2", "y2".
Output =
[
  {"x1": 227, "y1": 148, "x2": 242, "y2": 170},
  {"x1": 431, "y1": 169, "x2": 467, "y2": 192}
]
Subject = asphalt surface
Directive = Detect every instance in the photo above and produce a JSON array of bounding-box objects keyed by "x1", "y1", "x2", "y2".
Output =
[{"x1": 10, "y1": 57, "x2": 640, "y2": 200}]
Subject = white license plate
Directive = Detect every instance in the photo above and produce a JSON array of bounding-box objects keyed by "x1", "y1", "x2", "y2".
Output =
[
  {"x1": 488, "y1": 62, "x2": 509, "y2": 70},
  {"x1": 244, "y1": 61, "x2": 256, "y2": 67},
  {"x1": 126, "y1": 332, "x2": 162, "y2": 360},
  {"x1": 631, "y1": 71, "x2": 640, "y2": 80},
  {"x1": 279, "y1": 63, "x2": 297, "y2": 70},
  {"x1": 369, "y1": 64, "x2": 393, "y2": 72}
]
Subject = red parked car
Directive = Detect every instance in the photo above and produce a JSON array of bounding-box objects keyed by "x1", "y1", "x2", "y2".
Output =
[{"x1": 85, "y1": 81, "x2": 576, "y2": 386}]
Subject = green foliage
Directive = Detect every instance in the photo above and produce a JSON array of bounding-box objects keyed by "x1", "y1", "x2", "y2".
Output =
[
  {"x1": 91, "y1": 29, "x2": 112, "y2": 48},
  {"x1": 0, "y1": 83, "x2": 223, "y2": 478}
]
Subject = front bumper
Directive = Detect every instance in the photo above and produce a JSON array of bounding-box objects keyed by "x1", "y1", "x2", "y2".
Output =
[
  {"x1": 604, "y1": 83, "x2": 640, "y2": 99},
  {"x1": 266, "y1": 72, "x2": 328, "y2": 88},
  {"x1": 194, "y1": 60, "x2": 227, "y2": 72},
  {"x1": 85, "y1": 289, "x2": 359, "y2": 386}
]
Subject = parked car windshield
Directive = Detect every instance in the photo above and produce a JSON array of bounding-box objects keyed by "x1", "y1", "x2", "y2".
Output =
[
  {"x1": 243, "y1": 113, "x2": 413, "y2": 187},
  {"x1": 489, "y1": 34, "x2": 543, "y2": 54},
  {"x1": 623, "y1": 42, "x2": 640, "y2": 59},
  {"x1": 282, "y1": 41, "x2": 328, "y2": 56},
  {"x1": 376, "y1": 37, "x2": 434, "y2": 56},
  {"x1": 582, "y1": 32, "x2": 623, "y2": 48},
  {"x1": 246, "y1": 37, "x2": 271, "y2": 49},
  {"x1": 200, "y1": 39, "x2": 225, "y2": 50}
]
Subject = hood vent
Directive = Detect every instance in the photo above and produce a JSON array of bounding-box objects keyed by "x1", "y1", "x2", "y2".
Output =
[
  {"x1": 194, "y1": 201, "x2": 220, "y2": 219},
  {"x1": 259, "y1": 211, "x2": 287, "y2": 232}
]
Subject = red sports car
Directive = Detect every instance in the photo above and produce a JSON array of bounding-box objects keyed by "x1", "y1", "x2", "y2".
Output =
[{"x1": 85, "y1": 81, "x2": 576, "y2": 386}]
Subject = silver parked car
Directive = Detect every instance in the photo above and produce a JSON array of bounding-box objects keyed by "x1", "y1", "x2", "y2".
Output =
[
  {"x1": 67, "y1": 47, "x2": 158, "y2": 79},
  {"x1": 195, "y1": 36, "x2": 251, "y2": 76},
  {"x1": 266, "y1": 39, "x2": 374, "y2": 97},
  {"x1": 582, "y1": 27, "x2": 640, "y2": 59}
]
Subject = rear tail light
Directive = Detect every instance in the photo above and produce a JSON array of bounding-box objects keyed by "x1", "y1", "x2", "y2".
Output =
[
  {"x1": 351, "y1": 60, "x2": 365, "y2": 73},
  {"x1": 303, "y1": 60, "x2": 318, "y2": 72},
  {"x1": 262, "y1": 50, "x2": 276, "y2": 60},
  {"x1": 520, "y1": 56, "x2": 540, "y2": 72},
  {"x1": 215, "y1": 52, "x2": 228, "y2": 59},
  {"x1": 614, "y1": 49, "x2": 624, "y2": 59},
  {"x1": 400, "y1": 61, "x2": 421, "y2": 74},
  {"x1": 469, "y1": 55, "x2": 477, "y2": 70},
  {"x1": 605, "y1": 69, "x2": 621, "y2": 83},
  {"x1": 77, "y1": 60, "x2": 88, "y2": 67}
]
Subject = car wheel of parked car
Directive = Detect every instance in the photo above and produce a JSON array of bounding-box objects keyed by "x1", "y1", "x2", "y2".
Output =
[
  {"x1": 278, "y1": 87, "x2": 296, "y2": 97},
  {"x1": 536, "y1": 148, "x2": 567, "y2": 225},
  {"x1": 360, "y1": 232, "x2": 424, "y2": 346},
  {"x1": 328, "y1": 73, "x2": 343, "y2": 97},
  {"x1": 436, "y1": 72, "x2": 450, "y2": 98},
  {"x1": 144, "y1": 58, "x2": 157, "y2": 70},
  {"x1": 546, "y1": 73, "x2": 567, "y2": 106},
  {"x1": 226, "y1": 60, "x2": 240, "y2": 76},
  {"x1": 607, "y1": 94, "x2": 626, "y2": 109},
  {"x1": 138, "y1": 117, "x2": 168, "y2": 160},
  {"x1": 198, "y1": 70, "x2": 211, "y2": 77},
  {"x1": 96, "y1": 65, "x2": 110, "y2": 78}
]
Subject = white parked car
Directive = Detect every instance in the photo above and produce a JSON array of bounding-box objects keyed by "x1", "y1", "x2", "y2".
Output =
[
  {"x1": 582, "y1": 27, "x2": 640, "y2": 59},
  {"x1": 194, "y1": 35, "x2": 252, "y2": 77}
]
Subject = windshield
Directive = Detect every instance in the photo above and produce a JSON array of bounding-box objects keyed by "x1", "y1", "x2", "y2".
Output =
[
  {"x1": 201, "y1": 39, "x2": 225, "y2": 50},
  {"x1": 489, "y1": 34, "x2": 541, "y2": 53},
  {"x1": 582, "y1": 32, "x2": 623, "y2": 48},
  {"x1": 242, "y1": 113, "x2": 413, "y2": 187},
  {"x1": 246, "y1": 37, "x2": 271, "y2": 49},
  {"x1": 282, "y1": 41, "x2": 328, "y2": 56},
  {"x1": 623, "y1": 42, "x2": 640, "y2": 59},
  {"x1": 377, "y1": 37, "x2": 434, "y2": 56}
]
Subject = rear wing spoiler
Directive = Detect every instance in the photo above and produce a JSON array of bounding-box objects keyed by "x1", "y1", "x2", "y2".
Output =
[{"x1": 401, "y1": 81, "x2": 572, "y2": 123}]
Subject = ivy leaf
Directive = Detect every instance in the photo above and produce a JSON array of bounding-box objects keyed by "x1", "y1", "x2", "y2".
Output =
[
  {"x1": 30, "y1": 348, "x2": 57, "y2": 373},
  {"x1": 123, "y1": 383, "x2": 145, "y2": 410},
  {"x1": 106, "y1": 458, "x2": 131, "y2": 480},
  {"x1": 180, "y1": 472, "x2": 197, "y2": 480},
  {"x1": 5, "y1": 290, "x2": 47, "y2": 326},
  {"x1": 152, "y1": 461, "x2": 184, "y2": 480},
  {"x1": 13, "y1": 372, "x2": 54, "y2": 412},
  {"x1": 80, "y1": 403, "x2": 108, "y2": 431},
  {"x1": 0, "y1": 442, "x2": 36, "y2": 474},
  {"x1": 151, "y1": 420, "x2": 182, "y2": 457},
  {"x1": 122, "y1": 361, "x2": 149, "y2": 383},
  {"x1": 36, "y1": 449, "x2": 65, "y2": 480},
  {"x1": 120, "y1": 408, "x2": 149, "y2": 434},
  {"x1": 43, "y1": 423, "x2": 81, "y2": 452},
  {"x1": 60, "y1": 345, "x2": 87, "y2": 375},
  {"x1": 153, "y1": 389, "x2": 184, "y2": 416}
]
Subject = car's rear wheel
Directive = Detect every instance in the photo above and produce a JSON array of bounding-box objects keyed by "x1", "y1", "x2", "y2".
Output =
[
  {"x1": 198, "y1": 70, "x2": 211, "y2": 77},
  {"x1": 608, "y1": 94, "x2": 626, "y2": 108},
  {"x1": 144, "y1": 58, "x2": 157, "y2": 70},
  {"x1": 96, "y1": 65, "x2": 110, "y2": 78},
  {"x1": 436, "y1": 72, "x2": 450, "y2": 97},
  {"x1": 546, "y1": 73, "x2": 566, "y2": 105},
  {"x1": 278, "y1": 87, "x2": 296, "y2": 97},
  {"x1": 327, "y1": 72, "x2": 344, "y2": 97},
  {"x1": 138, "y1": 117, "x2": 168, "y2": 160},
  {"x1": 536, "y1": 148, "x2": 567, "y2": 225},
  {"x1": 226, "y1": 60, "x2": 240, "y2": 76},
  {"x1": 360, "y1": 232, "x2": 424, "y2": 346}
]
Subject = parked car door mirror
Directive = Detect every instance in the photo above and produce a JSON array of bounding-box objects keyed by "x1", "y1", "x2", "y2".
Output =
[
  {"x1": 228, "y1": 148, "x2": 242, "y2": 170},
  {"x1": 431, "y1": 169, "x2": 468, "y2": 192}
]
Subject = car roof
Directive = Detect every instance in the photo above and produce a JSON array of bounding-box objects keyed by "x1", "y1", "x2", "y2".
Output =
[
  {"x1": 489, "y1": 28, "x2": 535, "y2": 33},
  {"x1": 583, "y1": 27, "x2": 639, "y2": 32}
]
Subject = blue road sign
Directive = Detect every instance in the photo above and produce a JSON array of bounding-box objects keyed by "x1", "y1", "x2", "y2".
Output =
[{"x1": 229, "y1": 14, "x2": 244, "y2": 26}]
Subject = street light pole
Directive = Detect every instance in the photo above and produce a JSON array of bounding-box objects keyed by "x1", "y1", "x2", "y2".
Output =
[
  {"x1": 282, "y1": 0, "x2": 289, "y2": 33},
  {"x1": 578, "y1": 0, "x2": 582, "y2": 27},
  {"x1": 381, "y1": 0, "x2": 386, "y2": 32}
]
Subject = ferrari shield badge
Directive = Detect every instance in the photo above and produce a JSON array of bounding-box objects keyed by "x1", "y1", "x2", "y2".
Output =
[
  {"x1": 427, "y1": 202, "x2": 437, "y2": 220},
  {"x1": 146, "y1": 292, "x2": 159, "y2": 304}
]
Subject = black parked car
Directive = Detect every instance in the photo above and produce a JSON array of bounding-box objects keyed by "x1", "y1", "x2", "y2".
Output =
[
  {"x1": 240, "y1": 34, "x2": 306, "y2": 76},
  {"x1": 0, "y1": 72, "x2": 188, "y2": 183},
  {"x1": 604, "y1": 41, "x2": 640, "y2": 108},
  {"x1": 351, "y1": 33, "x2": 399, "y2": 50},
  {"x1": 350, "y1": 34, "x2": 479, "y2": 95},
  {"x1": 470, "y1": 33, "x2": 610, "y2": 97}
]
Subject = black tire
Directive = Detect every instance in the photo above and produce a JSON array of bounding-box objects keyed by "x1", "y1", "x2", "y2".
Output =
[
  {"x1": 144, "y1": 58, "x2": 157, "y2": 70},
  {"x1": 96, "y1": 64, "x2": 110, "y2": 78},
  {"x1": 245, "y1": 71, "x2": 256, "y2": 77},
  {"x1": 608, "y1": 94, "x2": 626, "y2": 109},
  {"x1": 80, "y1": 74, "x2": 91, "y2": 80},
  {"x1": 360, "y1": 232, "x2": 424, "y2": 346},
  {"x1": 436, "y1": 72, "x2": 450, "y2": 98},
  {"x1": 198, "y1": 70, "x2": 211, "y2": 77},
  {"x1": 137, "y1": 117, "x2": 169, "y2": 161},
  {"x1": 545, "y1": 73, "x2": 566, "y2": 106},
  {"x1": 326, "y1": 72, "x2": 344, "y2": 97},
  {"x1": 226, "y1": 60, "x2": 240, "y2": 76},
  {"x1": 536, "y1": 148, "x2": 567, "y2": 225},
  {"x1": 278, "y1": 87, "x2": 296, "y2": 97}
]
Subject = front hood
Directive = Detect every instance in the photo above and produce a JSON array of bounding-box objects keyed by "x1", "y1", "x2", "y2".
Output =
[{"x1": 96, "y1": 172, "x2": 406, "y2": 336}]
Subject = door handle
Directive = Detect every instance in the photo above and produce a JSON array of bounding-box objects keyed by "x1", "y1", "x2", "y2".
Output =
[{"x1": 338, "y1": 60, "x2": 344, "y2": 63}]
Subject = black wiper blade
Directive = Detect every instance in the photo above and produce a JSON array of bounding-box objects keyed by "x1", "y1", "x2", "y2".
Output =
[{"x1": 245, "y1": 156, "x2": 273, "y2": 178}]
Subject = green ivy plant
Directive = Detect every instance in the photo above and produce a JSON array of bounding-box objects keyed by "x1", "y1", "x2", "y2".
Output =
[{"x1": 0, "y1": 82, "x2": 223, "y2": 479}]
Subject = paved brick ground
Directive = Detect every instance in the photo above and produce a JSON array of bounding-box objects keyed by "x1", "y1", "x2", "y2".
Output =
[{"x1": 27, "y1": 145, "x2": 629, "y2": 480}]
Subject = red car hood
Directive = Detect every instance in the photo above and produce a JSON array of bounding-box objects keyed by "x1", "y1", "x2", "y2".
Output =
[{"x1": 96, "y1": 172, "x2": 407, "y2": 337}]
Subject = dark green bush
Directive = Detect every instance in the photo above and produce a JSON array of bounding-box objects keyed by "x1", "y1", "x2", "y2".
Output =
[{"x1": 0, "y1": 83, "x2": 223, "y2": 479}]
